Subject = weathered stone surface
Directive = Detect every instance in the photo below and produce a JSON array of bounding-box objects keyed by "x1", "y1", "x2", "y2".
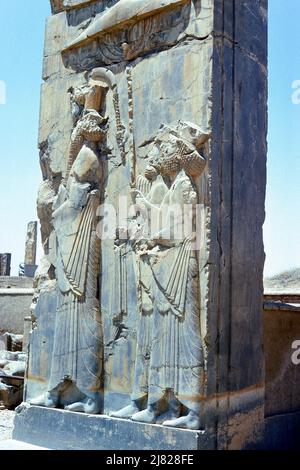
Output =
[
  {"x1": 20, "y1": 0, "x2": 269, "y2": 450},
  {"x1": 66, "y1": 0, "x2": 193, "y2": 50},
  {"x1": 0, "y1": 351, "x2": 26, "y2": 409},
  {"x1": 24, "y1": 222, "x2": 37, "y2": 266},
  {"x1": 0, "y1": 382, "x2": 22, "y2": 409},
  {"x1": 0, "y1": 410, "x2": 15, "y2": 442},
  {"x1": 13, "y1": 405, "x2": 208, "y2": 450},
  {"x1": 0, "y1": 278, "x2": 33, "y2": 337},
  {"x1": 51, "y1": 0, "x2": 100, "y2": 14},
  {"x1": 25, "y1": 282, "x2": 57, "y2": 401},
  {"x1": 205, "y1": 0, "x2": 267, "y2": 449},
  {"x1": 0, "y1": 254, "x2": 11, "y2": 277},
  {"x1": 0, "y1": 277, "x2": 33, "y2": 289},
  {"x1": 0, "y1": 333, "x2": 23, "y2": 352}
]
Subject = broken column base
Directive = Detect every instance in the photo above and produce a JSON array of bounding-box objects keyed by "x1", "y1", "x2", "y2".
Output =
[{"x1": 0, "y1": 382, "x2": 23, "y2": 409}]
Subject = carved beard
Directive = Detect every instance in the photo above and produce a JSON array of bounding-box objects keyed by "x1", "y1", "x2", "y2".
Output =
[
  {"x1": 83, "y1": 128, "x2": 103, "y2": 142},
  {"x1": 76, "y1": 112, "x2": 104, "y2": 142},
  {"x1": 65, "y1": 121, "x2": 103, "y2": 184},
  {"x1": 160, "y1": 155, "x2": 181, "y2": 176}
]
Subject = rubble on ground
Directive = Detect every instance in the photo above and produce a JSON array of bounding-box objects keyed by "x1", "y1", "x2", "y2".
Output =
[{"x1": 0, "y1": 334, "x2": 26, "y2": 409}]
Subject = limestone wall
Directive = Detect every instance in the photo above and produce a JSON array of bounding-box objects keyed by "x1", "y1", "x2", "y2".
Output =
[{"x1": 0, "y1": 278, "x2": 34, "y2": 335}]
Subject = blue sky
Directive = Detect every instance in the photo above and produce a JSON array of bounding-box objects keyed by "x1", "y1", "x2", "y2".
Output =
[
  {"x1": 266, "y1": 0, "x2": 300, "y2": 275},
  {"x1": 0, "y1": 1, "x2": 50, "y2": 274},
  {"x1": 0, "y1": 0, "x2": 299, "y2": 276}
]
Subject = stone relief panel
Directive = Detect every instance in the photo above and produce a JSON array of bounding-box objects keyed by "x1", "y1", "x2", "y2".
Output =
[
  {"x1": 29, "y1": 73, "x2": 114, "y2": 413},
  {"x1": 62, "y1": 0, "x2": 213, "y2": 71},
  {"x1": 26, "y1": 0, "x2": 213, "y2": 431},
  {"x1": 109, "y1": 122, "x2": 209, "y2": 430}
]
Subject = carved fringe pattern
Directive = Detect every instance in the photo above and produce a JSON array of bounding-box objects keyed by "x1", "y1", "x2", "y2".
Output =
[
  {"x1": 49, "y1": 218, "x2": 103, "y2": 398},
  {"x1": 112, "y1": 87, "x2": 126, "y2": 163},
  {"x1": 126, "y1": 67, "x2": 136, "y2": 188},
  {"x1": 137, "y1": 175, "x2": 152, "y2": 197},
  {"x1": 148, "y1": 251, "x2": 204, "y2": 413},
  {"x1": 64, "y1": 131, "x2": 84, "y2": 185},
  {"x1": 151, "y1": 239, "x2": 192, "y2": 318},
  {"x1": 177, "y1": 140, "x2": 206, "y2": 178},
  {"x1": 64, "y1": 197, "x2": 95, "y2": 299}
]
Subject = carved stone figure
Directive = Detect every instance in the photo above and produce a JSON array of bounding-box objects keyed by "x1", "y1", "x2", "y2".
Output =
[
  {"x1": 25, "y1": 222, "x2": 38, "y2": 266},
  {"x1": 18, "y1": 0, "x2": 268, "y2": 452},
  {"x1": 111, "y1": 122, "x2": 208, "y2": 429},
  {"x1": 30, "y1": 83, "x2": 108, "y2": 414}
]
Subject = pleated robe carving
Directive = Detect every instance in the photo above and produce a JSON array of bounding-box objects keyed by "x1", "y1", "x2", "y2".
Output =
[
  {"x1": 49, "y1": 188, "x2": 103, "y2": 403},
  {"x1": 133, "y1": 170, "x2": 205, "y2": 413}
]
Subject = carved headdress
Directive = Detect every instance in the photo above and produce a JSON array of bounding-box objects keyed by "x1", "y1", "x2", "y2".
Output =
[{"x1": 149, "y1": 121, "x2": 209, "y2": 178}]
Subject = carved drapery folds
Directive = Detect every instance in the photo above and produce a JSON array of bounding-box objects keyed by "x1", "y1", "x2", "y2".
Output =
[
  {"x1": 30, "y1": 0, "x2": 213, "y2": 431},
  {"x1": 31, "y1": 70, "x2": 114, "y2": 413},
  {"x1": 110, "y1": 123, "x2": 208, "y2": 429}
]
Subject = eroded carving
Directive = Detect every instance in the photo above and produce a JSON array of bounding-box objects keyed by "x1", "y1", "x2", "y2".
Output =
[
  {"x1": 24, "y1": 222, "x2": 38, "y2": 267},
  {"x1": 28, "y1": 0, "x2": 213, "y2": 433},
  {"x1": 111, "y1": 122, "x2": 208, "y2": 430},
  {"x1": 30, "y1": 73, "x2": 114, "y2": 414},
  {"x1": 65, "y1": 0, "x2": 189, "y2": 50},
  {"x1": 63, "y1": 2, "x2": 191, "y2": 71}
]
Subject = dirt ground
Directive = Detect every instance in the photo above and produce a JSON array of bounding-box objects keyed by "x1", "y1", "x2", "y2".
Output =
[{"x1": 0, "y1": 410, "x2": 15, "y2": 441}]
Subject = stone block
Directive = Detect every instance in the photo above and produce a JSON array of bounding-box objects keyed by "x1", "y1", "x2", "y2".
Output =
[
  {"x1": 0, "y1": 288, "x2": 34, "y2": 335},
  {"x1": 0, "y1": 254, "x2": 11, "y2": 277},
  {"x1": 24, "y1": 265, "x2": 38, "y2": 279},
  {"x1": 13, "y1": 406, "x2": 209, "y2": 450}
]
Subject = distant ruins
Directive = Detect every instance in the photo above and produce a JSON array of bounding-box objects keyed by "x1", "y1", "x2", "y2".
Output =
[
  {"x1": 0, "y1": 223, "x2": 38, "y2": 409},
  {"x1": 0, "y1": 254, "x2": 11, "y2": 277}
]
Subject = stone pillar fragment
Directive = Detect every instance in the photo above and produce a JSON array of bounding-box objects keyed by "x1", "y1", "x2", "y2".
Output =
[
  {"x1": 25, "y1": 222, "x2": 37, "y2": 266},
  {"x1": 23, "y1": 222, "x2": 38, "y2": 278},
  {"x1": 0, "y1": 254, "x2": 11, "y2": 276}
]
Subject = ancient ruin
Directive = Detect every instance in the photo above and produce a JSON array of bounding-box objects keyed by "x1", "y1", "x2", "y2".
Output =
[
  {"x1": 0, "y1": 254, "x2": 11, "y2": 277},
  {"x1": 11, "y1": 0, "x2": 291, "y2": 450}
]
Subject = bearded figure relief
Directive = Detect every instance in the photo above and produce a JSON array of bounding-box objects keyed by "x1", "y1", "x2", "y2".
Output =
[
  {"x1": 31, "y1": 83, "x2": 108, "y2": 414},
  {"x1": 111, "y1": 122, "x2": 208, "y2": 430}
]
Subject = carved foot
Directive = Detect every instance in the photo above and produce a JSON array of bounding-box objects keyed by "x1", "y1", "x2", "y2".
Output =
[
  {"x1": 163, "y1": 410, "x2": 201, "y2": 430},
  {"x1": 155, "y1": 406, "x2": 180, "y2": 424},
  {"x1": 110, "y1": 402, "x2": 139, "y2": 419},
  {"x1": 131, "y1": 406, "x2": 158, "y2": 424},
  {"x1": 64, "y1": 397, "x2": 99, "y2": 414},
  {"x1": 30, "y1": 392, "x2": 58, "y2": 408}
]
